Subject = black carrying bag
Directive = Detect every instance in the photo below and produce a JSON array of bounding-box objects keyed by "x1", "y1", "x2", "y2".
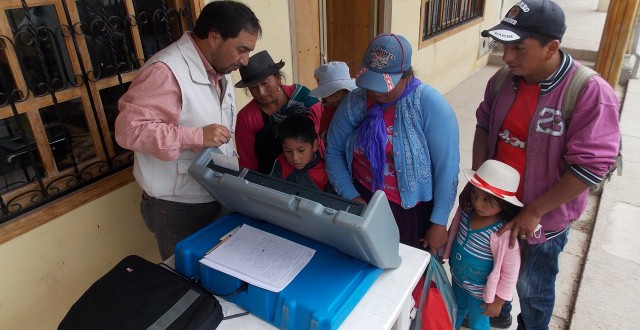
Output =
[{"x1": 59, "y1": 255, "x2": 222, "y2": 330}]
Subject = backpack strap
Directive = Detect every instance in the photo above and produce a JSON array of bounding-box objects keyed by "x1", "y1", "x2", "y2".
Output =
[
  {"x1": 561, "y1": 65, "x2": 598, "y2": 125},
  {"x1": 560, "y1": 65, "x2": 623, "y2": 183},
  {"x1": 491, "y1": 65, "x2": 512, "y2": 98}
]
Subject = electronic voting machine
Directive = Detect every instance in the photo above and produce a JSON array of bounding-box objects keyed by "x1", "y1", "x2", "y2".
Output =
[{"x1": 174, "y1": 148, "x2": 402, "y2": 330}]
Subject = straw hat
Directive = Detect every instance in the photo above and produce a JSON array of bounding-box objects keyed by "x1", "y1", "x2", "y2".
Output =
[{"x1": 463, "y1": 159, "x2": 523, "y2": 207}]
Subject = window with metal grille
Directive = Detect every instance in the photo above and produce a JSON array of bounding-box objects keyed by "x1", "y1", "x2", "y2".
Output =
[
  {"x1": 0, "y1": 0, "x2": 198, "y2": 227},
  {"x1": 421, "y1": 0, "x2": 485, "y2": 42}
]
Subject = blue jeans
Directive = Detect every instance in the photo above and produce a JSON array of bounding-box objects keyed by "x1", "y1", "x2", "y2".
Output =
[
  {"x1": 453, "y1": 281, "x2": 490, "y2": 330},
  {"x1": 500, "y1": 229, "x2": 570, "y2": 330}
]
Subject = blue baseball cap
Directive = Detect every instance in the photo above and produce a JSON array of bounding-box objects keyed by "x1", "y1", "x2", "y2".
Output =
[{"x1": 355, "y1": 33, "x2": 412, "y2": 93}]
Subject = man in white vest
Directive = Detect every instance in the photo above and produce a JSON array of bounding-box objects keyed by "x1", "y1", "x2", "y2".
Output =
[{"x1": 115, "y1": 1, "x2": 261, "y2": 259}]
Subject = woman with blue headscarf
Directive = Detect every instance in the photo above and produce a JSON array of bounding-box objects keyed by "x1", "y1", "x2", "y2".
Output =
[{"x1": 325, "y1": 33, "x2": 460, "y2": 252}]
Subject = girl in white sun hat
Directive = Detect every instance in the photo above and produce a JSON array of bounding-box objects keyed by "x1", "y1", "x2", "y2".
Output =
[{"x1": 443, "y1": 159, "x2": 523, "y2": 330}]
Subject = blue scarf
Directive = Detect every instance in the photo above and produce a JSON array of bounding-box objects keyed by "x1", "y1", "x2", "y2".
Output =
[{"x1": 355, "y1": 77, "x2": 422, "y2": 191}]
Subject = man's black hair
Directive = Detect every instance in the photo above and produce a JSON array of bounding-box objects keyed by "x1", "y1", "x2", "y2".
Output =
[
  {"x1": 530, "y1": 33, "x2": 558, "y2": 46},
  {"x1": 276, "y1": 113, "x2": 317, "y2": 145},
  {"x1": 193, "y1": 1, "x2": 261, "y2": 40}
]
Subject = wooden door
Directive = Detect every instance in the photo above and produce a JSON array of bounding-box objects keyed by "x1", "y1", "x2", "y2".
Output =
[
  {"x1": 293, "y1": 0, "x2": 321, "y2": 88},
  {"x1": 326, "y1": 0, "x2": 382, "y2": 77}
]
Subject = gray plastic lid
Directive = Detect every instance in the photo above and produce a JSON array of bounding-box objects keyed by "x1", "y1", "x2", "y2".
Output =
[{"x1": 188, "y1": 148, "x2": 402, "y2": 269}]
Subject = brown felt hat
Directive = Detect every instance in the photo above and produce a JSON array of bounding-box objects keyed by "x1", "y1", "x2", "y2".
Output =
[{"x1": 234, "y1": 50, "x2": 285, "y2": 88}]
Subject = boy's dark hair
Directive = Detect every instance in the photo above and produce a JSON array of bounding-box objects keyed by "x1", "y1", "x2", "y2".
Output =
[
  {"x1": 276, "y1": 113, "x2": 317, "y2": 144},
  {"x1": 193, "y1": 1, "x2": 262, "y2": 40}
]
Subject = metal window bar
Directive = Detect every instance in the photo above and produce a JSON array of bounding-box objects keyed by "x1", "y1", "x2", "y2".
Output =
[
  {"x1": 0, "y1": 0, "x2": 192, "y2": 224},
  {"x1": 423, "y1": 0, "x2": 484, "y2": 40}
]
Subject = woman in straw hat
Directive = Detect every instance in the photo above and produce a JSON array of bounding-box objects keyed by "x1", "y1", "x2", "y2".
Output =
[
  {"x1": 443, "y1": 159, "x2": 524, "y2": 330},
  {"x1": 235, "y1": 50, "x2": 323, "y2": 173}
]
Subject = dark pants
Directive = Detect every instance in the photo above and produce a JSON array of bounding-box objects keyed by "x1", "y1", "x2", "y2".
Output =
[
  {"x1": 500, "y1": 229, "x2": 570, "y2": 330},
  {"x1": 140, "y1": 192, "x2": 223, "y2": 260},
  {"x1": 355, "y1": 181, "x2": 433, "y2": 249}
]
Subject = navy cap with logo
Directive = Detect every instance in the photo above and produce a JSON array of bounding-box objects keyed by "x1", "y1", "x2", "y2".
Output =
[
  {"x1": 355, "y1": 33, "x2": 412, "y2": 93},
  {"x1": 481, "y1": 0, "x2": 566, "y2": 43}
]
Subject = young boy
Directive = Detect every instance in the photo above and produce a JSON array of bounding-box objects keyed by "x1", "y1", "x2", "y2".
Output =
[
  {"x1": 309, "y1": 61, "x2": 357, "y2": 141},
  {"x1": 271, "y1": 114, "x2": 335, "y2": 193}
]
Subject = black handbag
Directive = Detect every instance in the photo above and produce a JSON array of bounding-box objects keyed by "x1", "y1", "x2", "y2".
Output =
[{"x1": 59, "y1": 255, "x2": 222, "y2": 330}]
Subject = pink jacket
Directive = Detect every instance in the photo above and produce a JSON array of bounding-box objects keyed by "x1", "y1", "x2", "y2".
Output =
[
  {"x1": 477, "y1": 55, "x2": 620, "y2": 243},
  {"x1": 443, "y1": 208, "x2": 521, "y2": 303}
]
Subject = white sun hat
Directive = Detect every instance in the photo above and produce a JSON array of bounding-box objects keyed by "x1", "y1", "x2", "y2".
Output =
[
  {"x1": 463, "y1": 159, "x2": 523, "y2": 207},
  {"x1": 309, "y1": 61, "x2": 357, "y2": 98}
]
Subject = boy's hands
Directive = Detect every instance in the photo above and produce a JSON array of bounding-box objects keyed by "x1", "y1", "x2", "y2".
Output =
[{"x1": 352, "y1": 196, "x2": 367, "y2": 205}]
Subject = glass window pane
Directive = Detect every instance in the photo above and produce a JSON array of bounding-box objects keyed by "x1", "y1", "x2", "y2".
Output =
[
  {"x1": 75, "y1": 0, "x2": 139, "y2": 75},
  {"x1": 422, "y1": 0, "x2": 484, "y2": 40},
  {"x1": 0, "y1": 115, "x2": 42, "y2": 192},
  {"x1": 39, "y1": 98, "x2": 96, "y2": 171},
  {"x1": 100, "y1": 82, "x2": 129, "y2": 154},
  {"x1": 5, "y1": 5, "x2": 75, "y2": 96},
  {"x1": 134, "y1": 0, "x2": 179, "y2": 59},
  {"x1": 0, "y1": 54, "x2": 17, "y2": 103}
]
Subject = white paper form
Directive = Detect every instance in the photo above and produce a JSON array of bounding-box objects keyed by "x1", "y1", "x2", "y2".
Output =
[
  {"x1": 200, "y1": 224, "x2": 315, "y2": 292},
  {"x1": 210, "y1": 151, "x2": 239, "y2": 171}
]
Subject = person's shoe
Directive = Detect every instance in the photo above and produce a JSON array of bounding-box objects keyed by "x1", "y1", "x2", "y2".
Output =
[
  {"x1": 489, "y1": 313, "x2": 513, "y2": 328},
  {"x1": 459, "y1": 313, "x2": 512, "y2": 329}
]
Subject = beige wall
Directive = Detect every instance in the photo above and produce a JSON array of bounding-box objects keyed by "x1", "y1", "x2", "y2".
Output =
[
  {"x1": 231, "y1": 0, "x2": 295, "y2": 109},
  {"x1": 0, "y1": 182, "x2": 158, "y2": 329},
  {"x1": 237, "y1": 0, "x2": 510, "y2": 107},
  {"x1": 0, "y1": 0, "x2": 506, "y2": 328},
  {"x1": 0, "y1": 2, "x2": 294, "y2": 328},
  {"x1": 389, "y1": 0, "x2": 505, "y2": 94}
]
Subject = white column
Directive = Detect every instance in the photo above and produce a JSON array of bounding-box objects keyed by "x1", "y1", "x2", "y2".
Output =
[{"x1": 597, "y1": 0, "x2": 611, "y2": 12}]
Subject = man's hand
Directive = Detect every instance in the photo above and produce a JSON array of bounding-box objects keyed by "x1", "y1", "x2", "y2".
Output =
[
  {"x1": 498, "y1": 206, "x2": 541, "y2": 248},
  {"x1": 202, "y1": 124, "x2": 231, "y2": 147},
  {"x1": 497, "y1": 172, "x2": 590, "y2": 248},
  {"x1": 423, "y1": 223, "x2": 448, "y2": 254}
]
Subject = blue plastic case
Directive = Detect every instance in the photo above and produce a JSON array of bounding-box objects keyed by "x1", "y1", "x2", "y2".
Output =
[
  {"x1": 174, "y1": 148, "x2": 402, "y2": 329},
  {"x1": 175, "y1": 213, "x2": 383, "y2": 330}
]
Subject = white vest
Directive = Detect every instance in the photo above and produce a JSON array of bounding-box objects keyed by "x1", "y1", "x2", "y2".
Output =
[{"x1": 133, "y1": 33, "x2": 236, "y2": 203}]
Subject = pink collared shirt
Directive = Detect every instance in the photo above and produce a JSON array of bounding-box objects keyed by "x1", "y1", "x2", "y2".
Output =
[{"x1": 115, "y1": 33, "x2": 225, "y2": 161}]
